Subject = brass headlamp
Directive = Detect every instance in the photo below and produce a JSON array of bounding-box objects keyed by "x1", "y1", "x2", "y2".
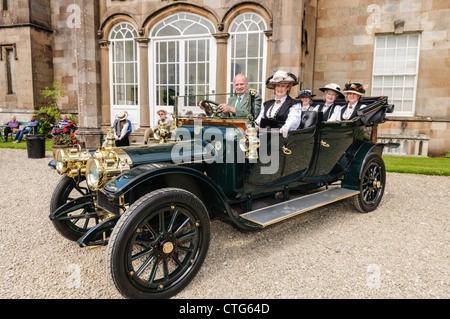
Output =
[
  {"x1": 55, "y1": 144, "x2": 91, "y2": 178},
  {"x1": 85, "y1": 129, "x2": 132, "y2": 191},
  {"x1": 239, "y1": 126, "x2": 260, "y2": 160}
]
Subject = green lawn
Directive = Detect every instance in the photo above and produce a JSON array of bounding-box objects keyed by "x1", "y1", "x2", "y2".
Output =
[
  {"x1": 382, "y1": 155, "x2": 450, "y2": 176},
  {"x1": 0, "y1": 137, "x2": 53, "y2": 151}
]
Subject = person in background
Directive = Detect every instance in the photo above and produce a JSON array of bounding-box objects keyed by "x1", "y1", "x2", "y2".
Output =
[
  {"x1": 328, "y1": 82, "x2": 368, "y2": 121},
  {"x1": 255, "y1": 70, "x2": 302, "y2": 138},
  {"x1": 51, "y1": 114, "x2": 73, "y2": 135},
  {"x1": 143, "y1": 109, "x2": 172, "y2": 144},
  {"x1": 296, "y1": 89, "x2": 315, "y2": 111},
  {"x1": 112, "y1": 111, "x2": 130, "y2": 146},
  {"x1": 3, "y1": 115, "x2": 19, "y2": 142},
  {"x1": 12, "y1": 114, "x2": 39, "y2": 143},
  {"x1": 312, "y1": 83, "x2": 345, "y2": 121}
]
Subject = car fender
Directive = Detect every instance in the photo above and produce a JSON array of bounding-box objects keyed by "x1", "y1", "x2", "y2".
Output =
[{"x1": 342, "y1": 142, "x2": 385, "y2": 190}]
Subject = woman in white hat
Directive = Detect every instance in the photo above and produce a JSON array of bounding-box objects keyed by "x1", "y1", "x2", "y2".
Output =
[
  {"x1": 312, "y1": 83, "x2": 345, "y2": 121},
  {"x1": 255, "y1": 70, "x2": 302, "y2": 138},
  {"x1": 112, "y1": 111, "x2": 130, "y2": 146},
  {"x1": 328, "y1": 82, "x2": 368, "y2": 121}
]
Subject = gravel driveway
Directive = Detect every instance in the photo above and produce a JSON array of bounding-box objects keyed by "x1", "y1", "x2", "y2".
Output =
[{"x1": 0, "y1": 148, "x2": 448, "y2": 299}]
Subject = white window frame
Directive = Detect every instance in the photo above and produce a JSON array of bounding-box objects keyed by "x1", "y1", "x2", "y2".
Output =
[
  {"x1": 372, "y1": 33, "x2": 421, "y2": 117},
  {"x1": 108, "y1": 22, "x2": 140, "y2": 128},
  {"x1": 227, "y1": 12, "x2": 267, "y2": 98},
  {"x1": 149, "y1": 12, "x2": 216, "y2": 126}
]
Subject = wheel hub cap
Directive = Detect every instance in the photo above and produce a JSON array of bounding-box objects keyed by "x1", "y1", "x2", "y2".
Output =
[
  {"x1": 162, "y1": 241, "x2": 174, "y2": 254},
  {"x1": 372, "y1": 179, "x2": 381, "y2": 189}
]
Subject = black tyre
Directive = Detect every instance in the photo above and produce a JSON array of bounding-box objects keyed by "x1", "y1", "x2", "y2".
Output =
[
  {"x1": 353, "y1": 153, "x2": 386, "y2": 213},
  {"x1": 107, "y1": 188, "x2": 210, "y2": 299},
  {"x1": 50, "y1": 175, "x2": 99, "y2": 241}
]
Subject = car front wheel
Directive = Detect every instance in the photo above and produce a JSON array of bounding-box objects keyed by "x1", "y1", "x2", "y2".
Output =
[
  {"x1": 50, "y1": 176, "x2": 98, "y2": 241},
  {"x1": 353, "y1": 153, "x2": 386, "y2": 213},
  {"x1": 107, "y1": 188, "x2": 210, "y2": 299}
]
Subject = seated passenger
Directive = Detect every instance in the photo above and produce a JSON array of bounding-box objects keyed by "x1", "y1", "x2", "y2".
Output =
[
  {"x1": 296, "y1": 89, "x2": 316, "y2": 111},
  {"x1": 328, "y1": 82, "x2": 368, "y2": 121},
  {"x1": 198, "y1": 74, "x2": 262, "y2": 118},
  {"x1": 312, "y1": 83, "x2": 345, "y2": 121},
  {"x1": 255, "y1": 70, "x2": 302, "y2": 138}
]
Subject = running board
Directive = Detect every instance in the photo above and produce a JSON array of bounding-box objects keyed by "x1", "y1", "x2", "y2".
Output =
[{"x1": 240, "y1": 187, "x2": 359, "y2": 227}]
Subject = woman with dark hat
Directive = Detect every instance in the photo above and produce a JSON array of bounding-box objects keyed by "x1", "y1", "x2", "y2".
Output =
[
  {"x1": 296, "y1": 89, "x2": 315, "y2": 111},
  {"x1": 328, "y1": 82, "x2": 368, "y2": 121},
  {"x1": 255, "y1": 70, "x2": 302, "y2": 138},
  {"x1": 312, "y1": 83, "x2": 345, "y2": 121},
  {"x1": 112, "y1": 111, "x2": 130, "y2": 146}
]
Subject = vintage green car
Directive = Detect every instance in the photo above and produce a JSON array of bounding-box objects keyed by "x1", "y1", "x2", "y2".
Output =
[{"x1": 49, "y1": 92, "x2": 395, "y2": 298}]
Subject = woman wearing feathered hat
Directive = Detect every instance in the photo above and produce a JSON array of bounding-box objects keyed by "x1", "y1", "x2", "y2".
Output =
[
  {"x1": 296, "y1": 89, "x2": 316, "y2": 111},
  {"x1": 255, "y1": 70, "x2": 302, "y2": 138},
  {"x1": 328, "y1": 82, "x2": 368, "y2": 121},
  {"x1": 112, "y1": 111, "x2": 130, "y2": 146},
  {"x1": 312, "y1": 83, "x2": 345, "y2": 121}
]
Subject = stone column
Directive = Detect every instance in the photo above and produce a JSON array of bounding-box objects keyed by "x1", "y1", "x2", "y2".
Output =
[
  {"x1": 135, "y1": 37, "x2": 150, "y2": 136},
  {"x1": 212, "y1": 32, "x2": 229, "y2": 104},
  {"x1": 73, "y1": 0, "x2": 103, "y2": 148},
  {"x1": 271, "y1": 0, "x2": 303, "y2": 83},
  {"x1": 264, "y1": 30, "x2": 273, "y2": 101},
  {"x1": 99, "y1": 40, "x2": 111, "y2": 128}
]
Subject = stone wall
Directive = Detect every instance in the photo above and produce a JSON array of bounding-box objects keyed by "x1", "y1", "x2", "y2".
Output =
[
  {"x1": 0, "y1": 0, "x2": 53, "y2": 122},
  {"x1": 313, "y1": 0, "x2": 450, "y2": 156}
]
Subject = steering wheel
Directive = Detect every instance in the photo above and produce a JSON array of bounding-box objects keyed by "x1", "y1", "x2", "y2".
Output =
[{"x1": 200, "y1": 100, "x2": 224, "y2": 117}]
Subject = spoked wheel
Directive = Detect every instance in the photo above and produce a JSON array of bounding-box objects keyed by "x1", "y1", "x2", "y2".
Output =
[
  {"x1": 353, "y1": 153, "x2": 386, "y2": 213},
  {"x1": 107, "y1": 188, "x2": 210, "y2": 299},
  {"x1": 50, "y1": 175, "x2": 99, "y2": 241}
]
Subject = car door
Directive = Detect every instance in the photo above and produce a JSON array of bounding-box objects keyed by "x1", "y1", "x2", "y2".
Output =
[
  {"x1": 244, "y1": 125, "x2": 316, "y2": 189},
  {"x1": 308, "y1": 121, "x2": 357, "y2": 179}
]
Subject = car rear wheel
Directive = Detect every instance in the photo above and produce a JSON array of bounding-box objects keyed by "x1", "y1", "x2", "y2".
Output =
[
  {"x1": 107, "y1": 188, "x2": 210, "y2": 299},
  {"x1": 353, "y1": 153, "x2": 386, "y2": 213}
]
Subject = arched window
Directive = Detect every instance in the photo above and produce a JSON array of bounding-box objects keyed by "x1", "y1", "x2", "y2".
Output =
[
  {"x1": 150, "y1": 12, "x2": 216, "y2": 113},
  {"x1": 228, "y1": 13, "x2": 267, "y2": 97},
  {"x1": 109, "y1": 22, "x2": 139, "y2": 107}
]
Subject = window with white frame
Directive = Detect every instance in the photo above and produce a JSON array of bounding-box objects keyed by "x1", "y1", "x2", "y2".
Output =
[
  {"x1": 150, "y1": 12, "x2": 216, "y2": 111},
  {"x1": 228, "y1": 13, "x2": 267, "y2": 97},
  {"x1": 372, "y1": 34, "x2": 420, "y2": 116},
  {"x1": 109, "y1": 22, "x2": 139, "y2": 106}
]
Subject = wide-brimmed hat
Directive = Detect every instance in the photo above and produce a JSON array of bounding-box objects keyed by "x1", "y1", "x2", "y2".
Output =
[
  {"x1": 115, "y1": 111, "x2": 128, "y2": 121},
  {"x1": 156, "y1": 109, "x2": 167, "y2": 115},
  {"x1": 296, "y1": 89, "x2": 315, "y2": 99},
  {"x1": 343, "y1": 83, "x2": 368, "y2": 96},
  {"x1": 319, "y1": 83, "x2": 345, "y2": 99},
  {"x1": 266, "y1": 70, "x2": 298, "y2": 89}
]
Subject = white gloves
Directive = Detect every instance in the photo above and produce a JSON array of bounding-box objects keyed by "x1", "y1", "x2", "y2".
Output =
[{"x1": 280, "y1": 127, "x2": 289, "y2": 138}]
